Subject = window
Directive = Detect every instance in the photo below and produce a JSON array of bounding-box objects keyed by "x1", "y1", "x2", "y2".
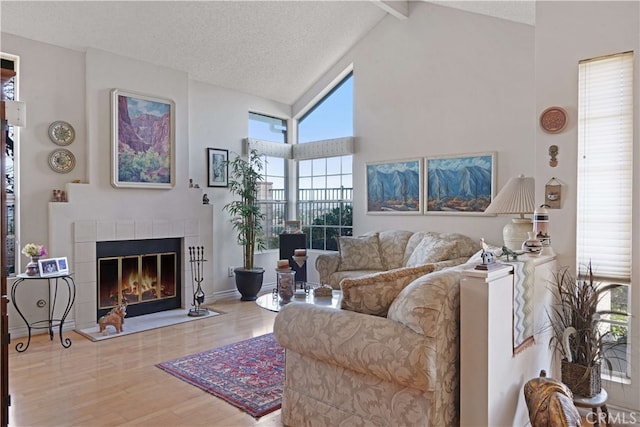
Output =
[
  {"x1": 248, "y1": 113, "x2": 287, "y2": 250},
  {"x1": 1, "y1": 55, "x2": 16, "y2": 275},
  {"x1": 297, "y1": 73, "x2": 353, "y2": 251},
  {"x1": 577, "y1": 51, "x2": 633, "y2": 378}
]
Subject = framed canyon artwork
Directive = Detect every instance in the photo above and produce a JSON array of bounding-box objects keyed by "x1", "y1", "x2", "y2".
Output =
[{"x1": 111, "y1": 89, "x2": 175, "y2": 189}]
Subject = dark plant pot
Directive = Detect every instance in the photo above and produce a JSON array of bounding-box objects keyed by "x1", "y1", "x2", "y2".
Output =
[
  {"x1": 561, "y1": 359, "x2": 601, "y2": 397},
  {"x1": 234, "y1": 267, "x2": 265, "y2": 301}
]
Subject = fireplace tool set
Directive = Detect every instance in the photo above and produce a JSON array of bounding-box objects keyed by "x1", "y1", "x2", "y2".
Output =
[{"x1": 188, "y1": 246, "x2": 208, "y2": 317}]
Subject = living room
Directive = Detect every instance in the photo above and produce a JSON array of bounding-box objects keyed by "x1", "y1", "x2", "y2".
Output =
[{"x1": 1, "y1": 1, "x2": 639, "y2": 425}]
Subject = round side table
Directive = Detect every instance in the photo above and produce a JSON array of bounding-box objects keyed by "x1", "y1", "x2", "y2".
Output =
[
  {"x1": 10, "y1": 273, "x2": 76, "y2": 352},
  {"x1": 573, "y1": 388, "x2": 609, "y2": 427}
]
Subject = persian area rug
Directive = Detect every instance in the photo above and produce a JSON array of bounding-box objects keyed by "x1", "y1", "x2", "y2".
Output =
[
  {"x1": 76, "y1": 308, "x2": 222, "y2": 342},
  {"x1": 156, "y1": 333, "x2": 284, "y2": 418}
]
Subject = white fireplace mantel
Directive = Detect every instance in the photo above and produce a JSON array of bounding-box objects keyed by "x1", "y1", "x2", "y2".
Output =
[{"x1": 48, "y1": 183, "x2": 214, "y2": 330}]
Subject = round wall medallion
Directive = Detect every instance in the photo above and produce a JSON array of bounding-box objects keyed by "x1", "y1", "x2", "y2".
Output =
[
  {"x1": 48, "y1": 148, "x2": 76, "y2": 173},
  {"x1": 48, "y1": 121, "x2": 75, "y2": 145},
  {"x1": 540, "y1": 107, "x2": 568, "y2": 134}
]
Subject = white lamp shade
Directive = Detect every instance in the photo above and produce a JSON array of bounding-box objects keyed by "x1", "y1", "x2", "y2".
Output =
[
  {"x1": 485, "y1": 175, "x2": 536, "y2": 251},
  {"x1": 484, "y1": 175, "x2": 535, "y2": 215}
]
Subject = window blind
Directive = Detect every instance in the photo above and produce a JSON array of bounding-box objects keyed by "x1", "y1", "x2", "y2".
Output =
[
  {"x1": 246, "y1": 137, "x2": 354, "y2": 160},
  {"x1": 577, "y1": 51, "x2": 634, "y2": 282}
]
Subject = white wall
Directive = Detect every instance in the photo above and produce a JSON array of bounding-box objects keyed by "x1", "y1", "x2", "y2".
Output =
[
  {"x1": 534, "y1": 0, "x2": 640, "y2": 411},
  {"x1": 2, "y1": 33, "x2": 86, "y2": 256},
  {"x1": 349, "y1": 2, "x2": 535, "y2": 245},
  {"x1": 187, "y1": 80, "x2": 291, "y2": 293}
]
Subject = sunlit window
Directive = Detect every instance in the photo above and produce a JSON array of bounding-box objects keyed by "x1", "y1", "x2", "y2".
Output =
[
  {"x1": 297, "y1": 73, "x2": 353, "y2": 250},
  {"x1": 577, "y1": 51, "x2": 633, "y2": 379},
  {"x1": 248, "y1": 113, "x2": 288, "y2": 250}
]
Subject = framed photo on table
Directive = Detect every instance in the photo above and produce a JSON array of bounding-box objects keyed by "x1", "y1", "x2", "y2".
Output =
[
  {"x1": 38, "y1": 258, "x2": 59, "y2": 277},
  {"x1": 284, "y1": 220, "x2": 302, "y2": 234},
  {"x1": 55, "y1": 257, "x2": 69, "y2": 274},
  {"x1": 207, "y1": 148, "x2": 229, "y2": 187}
]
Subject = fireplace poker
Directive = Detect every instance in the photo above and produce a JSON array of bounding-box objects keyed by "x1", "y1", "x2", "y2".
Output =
[{"x1": 188, "y1": 246, "x2": 208, "y2": 317}]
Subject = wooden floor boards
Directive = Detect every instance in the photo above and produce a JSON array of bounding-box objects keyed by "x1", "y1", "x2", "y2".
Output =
[{"x1": 8, "y1": 296, "x2": 281, "y2": 427}]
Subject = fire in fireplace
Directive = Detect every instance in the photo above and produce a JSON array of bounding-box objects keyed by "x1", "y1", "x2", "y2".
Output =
[{"x1": 96, "y1": 238, "x2": 181, "y2": 320}]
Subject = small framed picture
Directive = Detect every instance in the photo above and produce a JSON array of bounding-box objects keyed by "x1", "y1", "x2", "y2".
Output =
[
  {"x1": 38, "y1": 258, "x2": 59, "y2": 277},
  {"x1": 56, "y1": 257, "x2": 69, "y2": 274},
  {"x1": 284, "y1": 220, "x2": 302, "y2": 234},
  {"x1": 207, "y1": 148, "x2": 229, "y2": 187}
]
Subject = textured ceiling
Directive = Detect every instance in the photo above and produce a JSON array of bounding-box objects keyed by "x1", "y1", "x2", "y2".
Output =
[{"x1": 0, "y1": 1, "x2": 535, "y2": 106}]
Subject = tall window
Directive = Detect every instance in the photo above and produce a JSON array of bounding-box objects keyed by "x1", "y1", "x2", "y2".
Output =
[
  {"x1": 577, "y1": 51, "x2": 633, "y2": 378},
  {"x1": 297, "y1": 73, "x2": 353, "y2": 250},
  {"x1": 1, "y1": 55, "x2": 16, "y2": 275},
  {"x1": 248, "y1": 113, "x2": 288, "y2": 250}
]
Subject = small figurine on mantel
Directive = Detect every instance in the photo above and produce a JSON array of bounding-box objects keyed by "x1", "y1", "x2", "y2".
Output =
[
  {"x1": 202, "y1": 194, "x2": 210, "y2": 204},
  {"x1": 475, "y1": 238, "x2": 503, "y2": 271},
  {"x1": 502, "y1": 246, "x2": 524, "y2": 261}
]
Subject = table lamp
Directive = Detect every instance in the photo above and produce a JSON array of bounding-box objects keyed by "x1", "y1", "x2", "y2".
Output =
[{"x1": 484, "y1": 174, "x2": 535, "y2": 251}]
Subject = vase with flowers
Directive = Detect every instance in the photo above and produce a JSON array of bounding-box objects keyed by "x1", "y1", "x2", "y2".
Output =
[{"x1": 21, "y1": 243, "x2": 47, "y2": 276}]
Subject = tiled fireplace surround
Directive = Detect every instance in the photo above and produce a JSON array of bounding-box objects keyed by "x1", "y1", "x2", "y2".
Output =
[{"x1": 49, "y1": 185, "x2": 213, "y2": 331}]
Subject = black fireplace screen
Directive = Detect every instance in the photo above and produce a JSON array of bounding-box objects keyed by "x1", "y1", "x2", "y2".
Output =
[{"x1": 96, "y1": 238, "x2": 181, "y2": 319}]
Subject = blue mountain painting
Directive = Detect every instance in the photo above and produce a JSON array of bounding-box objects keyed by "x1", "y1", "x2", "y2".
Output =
[
  {"x1": 426, "y1": 155, "x2": 493, "y2": 212},
  {"x1": 367, "y1": 160, "x2": 420, "y2": 212}
]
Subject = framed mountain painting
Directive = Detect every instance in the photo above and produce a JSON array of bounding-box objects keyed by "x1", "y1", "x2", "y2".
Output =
[
  {"x1": 366, "y1": 158, "x2": 422, "y2": 214},
  {"x1": 425, "y1": 152, "x2": 496, "y2": 215}
]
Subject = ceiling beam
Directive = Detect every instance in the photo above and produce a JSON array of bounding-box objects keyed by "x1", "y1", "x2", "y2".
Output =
[{"x1": 371, "y1": 0, "x2": 410, "y2": 19}]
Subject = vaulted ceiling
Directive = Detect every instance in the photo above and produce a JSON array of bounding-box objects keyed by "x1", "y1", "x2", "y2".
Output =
[{"x1": 0, "y1": 1, "x2": 535, "y2": 105}]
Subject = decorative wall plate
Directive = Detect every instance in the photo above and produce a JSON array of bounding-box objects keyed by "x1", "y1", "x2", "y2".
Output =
[
  {"x1": 48, "y1": 120, "x2": 75, "y2": 145},
  {"x1": 48, "y1": 148, "x2": 76, "y2": 173},
  {"x1": 540, "y1": 107, "x2": 568, "y2": 134}
]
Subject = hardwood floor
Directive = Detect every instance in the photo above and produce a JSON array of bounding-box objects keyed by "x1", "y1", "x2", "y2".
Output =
[{"x1": 8, "y1": 295, "x2": 282, "y2": 426}]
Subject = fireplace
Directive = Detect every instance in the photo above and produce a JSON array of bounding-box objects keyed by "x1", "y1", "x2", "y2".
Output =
[{"x1": 96, "y1": 238, "x2": 182, "y2": 320}]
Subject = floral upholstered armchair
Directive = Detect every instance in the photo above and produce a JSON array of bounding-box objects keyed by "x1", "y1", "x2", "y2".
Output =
[{"x1": 274, "y1": 263, "x2": 470, "y2": 427}]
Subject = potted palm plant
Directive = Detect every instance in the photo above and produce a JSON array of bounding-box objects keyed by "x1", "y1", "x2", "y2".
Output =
[
  {"x1": 548, "y1": 262, "x2": 628, "y2": 397},
  {"x1": 223, "y1": 149, "x2": 266, "y2": 301}
]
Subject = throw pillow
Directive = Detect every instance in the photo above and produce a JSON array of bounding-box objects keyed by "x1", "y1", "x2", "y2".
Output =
[
  {"x1": 338, "y1": 234, "x2": 383, "y2": 271},
  {"x1": 340, "y1": 264, "x2": 436, "y2": 316},
  {"x1": 405, "y1": 237, "x2": 458, "y2": 267}
]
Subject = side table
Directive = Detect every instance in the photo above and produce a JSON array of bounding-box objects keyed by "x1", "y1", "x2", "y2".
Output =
[
  {"x1": 573, "y1": 389, "x2": 609, "y2": 427},
  {"x1": 10, "y1": 273, "x2": 76, "y2": 352}
]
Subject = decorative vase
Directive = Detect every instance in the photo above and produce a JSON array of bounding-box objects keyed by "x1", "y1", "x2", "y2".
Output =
[
  {"x1": 277, "y1": 270, "x2": 296, "y2": 304},
  {"x1": 522, "y1": 231, "x2": 543, "y2": 256},
  {"x1": 234, "y1": 267, "x2": 265, "y2": 301},
  {"x1": 25, "y1": 256, "x2": 40, "y2": 276},
  {"x1": 561, "y1": 360, "x2": 601, "y2": 397}
]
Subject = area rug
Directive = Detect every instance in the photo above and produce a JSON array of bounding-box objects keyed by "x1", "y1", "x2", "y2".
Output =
[
  {"x1": 76, "y1": 308, "x2": 222, "y2": 342},
  {"x1": 156, "y1": 333, "x2": 284, "y2": 418}
]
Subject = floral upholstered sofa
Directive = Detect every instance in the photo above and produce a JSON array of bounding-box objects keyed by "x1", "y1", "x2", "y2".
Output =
[
  {"x1": 274, "y1": 263, "x2": 472, "y2": 426},
  {"x1": 316, "y1": 230, "x2": 480, "y2": 288}
]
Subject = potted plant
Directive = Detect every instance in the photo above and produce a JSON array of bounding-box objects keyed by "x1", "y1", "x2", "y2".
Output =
[
  {"x1": 547, "y1": 262, "x2": 628, "y2": 397},
  {"x1": 223, "y1": 149, "x2": 266, "y2": 301}
]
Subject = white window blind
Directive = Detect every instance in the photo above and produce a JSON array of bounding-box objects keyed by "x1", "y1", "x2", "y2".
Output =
[{"x1": 577, "y1": 51, "x2": 634, "y2": 282}]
